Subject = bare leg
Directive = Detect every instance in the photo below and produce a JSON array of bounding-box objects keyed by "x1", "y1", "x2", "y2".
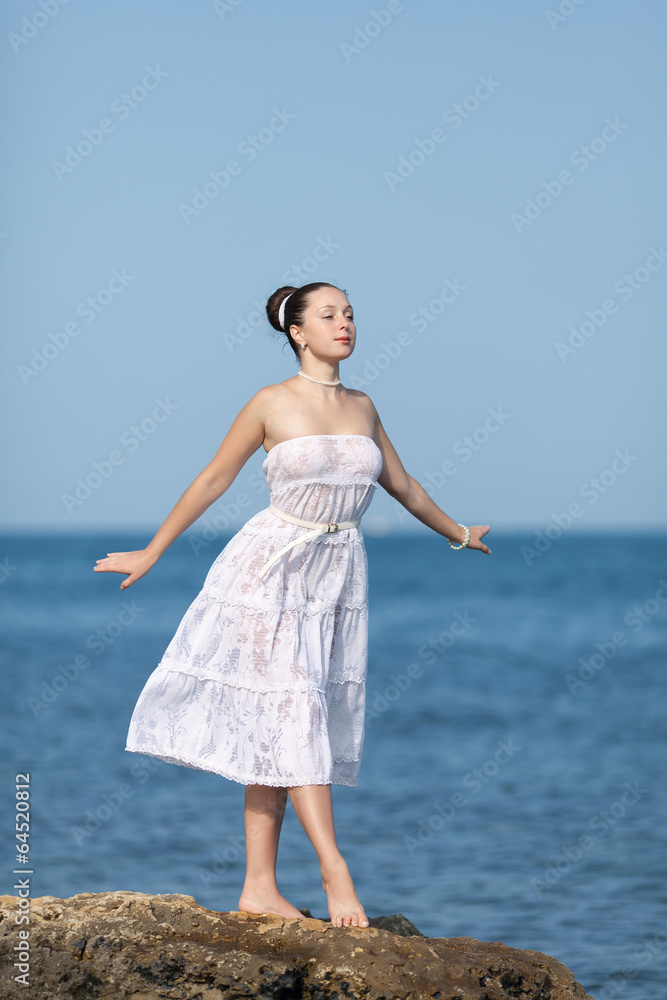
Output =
[
  {"x1": 288, "y1": 784, "x2": 369, "y2": 928},
  {"x1": 238, "y1": 784, "x2": 304, "y2": 920}
]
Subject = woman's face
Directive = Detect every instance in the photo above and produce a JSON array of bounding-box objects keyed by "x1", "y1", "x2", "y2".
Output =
[{"x1": 293, "y1": 287, "x2": 355, "y2": 359}]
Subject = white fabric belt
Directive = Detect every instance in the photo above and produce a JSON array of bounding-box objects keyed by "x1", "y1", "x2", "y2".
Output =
[{"x1": 258, "y1": 504, "x2": 361, "y2": 580}]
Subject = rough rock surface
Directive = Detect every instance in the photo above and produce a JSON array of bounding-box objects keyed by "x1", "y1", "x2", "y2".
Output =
[{"x1": 0, "y1": 890, "x2": 593, "y2": 999}]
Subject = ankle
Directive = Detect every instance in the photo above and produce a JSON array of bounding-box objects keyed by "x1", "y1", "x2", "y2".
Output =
[
  {"x1": 321, "y1": 854, "x2": 348, "y2": 878},
  {"x1": 241, "y1": 876, "x2": 279, "y2": 894}
]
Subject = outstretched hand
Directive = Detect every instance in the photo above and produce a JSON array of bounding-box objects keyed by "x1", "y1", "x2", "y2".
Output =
[
  {"x1": 93, "y1": 549, "x2": 156, "y2": 590},
  {"x1": 466, "y1": 525, "x2": 492, "y2": 554}
]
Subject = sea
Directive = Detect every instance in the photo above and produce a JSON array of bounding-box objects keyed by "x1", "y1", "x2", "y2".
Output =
[{"x1": 1, "y1": 529, "x2": 665, "y2": 1000}]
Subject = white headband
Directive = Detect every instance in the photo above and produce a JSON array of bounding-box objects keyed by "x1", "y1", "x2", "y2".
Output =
[{"x1": 278, "y1": 292, "x2": 294, "y2": 331}]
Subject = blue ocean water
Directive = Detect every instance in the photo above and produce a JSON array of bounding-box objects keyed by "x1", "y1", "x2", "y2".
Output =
[{"x1": 1, "y1": 529, "x2": 665, "y2": 999}]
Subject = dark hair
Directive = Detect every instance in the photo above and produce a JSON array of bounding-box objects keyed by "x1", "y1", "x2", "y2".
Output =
[{"x1": 266, "y1": 282, "x2": 342, "y2": 363}]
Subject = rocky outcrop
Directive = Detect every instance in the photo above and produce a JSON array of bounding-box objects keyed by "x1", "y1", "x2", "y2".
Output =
[{"x1": 0, "y1": 890, "x2": 592, "y2": 999}]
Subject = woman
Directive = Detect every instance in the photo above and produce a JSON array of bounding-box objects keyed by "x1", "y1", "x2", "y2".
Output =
[{"x1": 94, "y1": 280, "x2": 491, "y2": 929}]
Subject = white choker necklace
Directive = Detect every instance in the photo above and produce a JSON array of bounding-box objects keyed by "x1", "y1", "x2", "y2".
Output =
[{"x1": 298, "y1": 370, "x2": 341, "y2": 387}]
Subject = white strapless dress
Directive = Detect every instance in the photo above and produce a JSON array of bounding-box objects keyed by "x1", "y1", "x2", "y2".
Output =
[{"x1": 125, "y1": 434, "x2": 382, "y2": 787}]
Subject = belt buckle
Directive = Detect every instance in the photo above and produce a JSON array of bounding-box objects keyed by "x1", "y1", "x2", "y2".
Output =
[{"x1": 326, "y1": 521, "x2": 339, "y2": 533}]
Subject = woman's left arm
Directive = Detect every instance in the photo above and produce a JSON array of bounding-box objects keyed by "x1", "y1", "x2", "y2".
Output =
[{"x1": 371, "y1": 407, "x2": 491, "y2": 555}]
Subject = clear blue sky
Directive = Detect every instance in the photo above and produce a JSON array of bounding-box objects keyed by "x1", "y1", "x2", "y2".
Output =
[{"x1": 2, "y1": 0, "x2": 665, "y2": 537}]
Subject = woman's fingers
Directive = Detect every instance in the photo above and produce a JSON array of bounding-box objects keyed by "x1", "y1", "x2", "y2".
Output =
[
  {"x1": 93, "y1": 550, "x2": 153, "y2": 588},
  {"x1": 468, "y1": 525, "x2": 492, "y2": 554},
  {"x1": 93, "y1": 551, "x2": 131, "y2": 573}
]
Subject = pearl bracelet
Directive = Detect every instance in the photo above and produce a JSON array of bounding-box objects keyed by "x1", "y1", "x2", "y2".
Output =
[{"x1": 448, "y1": 524, "x2": 470, "y2": 550}]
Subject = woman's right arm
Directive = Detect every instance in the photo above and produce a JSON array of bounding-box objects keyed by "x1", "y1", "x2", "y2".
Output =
[{"x1": 94, "y1": 387, "x2": 271, "y2": 589}]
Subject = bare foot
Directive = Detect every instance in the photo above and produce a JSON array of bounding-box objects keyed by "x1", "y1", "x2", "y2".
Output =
[
  {"x1": 238, "y1": 887, "x2": 304, "y2": 921},
  {"x1": 321, "y1": 859, "x2": 369, "y2": 928}
]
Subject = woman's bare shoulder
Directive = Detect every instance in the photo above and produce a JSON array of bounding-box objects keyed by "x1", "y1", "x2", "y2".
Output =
[
  {"x1": 244, "y1": 379, "x2": 300, "y2": 425},
  {"x1": 247, "y1": 379, "x2": 295, "y2": 405},
  {"x1": 348, "y1": 388, "x2": 379, "y2": 417}
]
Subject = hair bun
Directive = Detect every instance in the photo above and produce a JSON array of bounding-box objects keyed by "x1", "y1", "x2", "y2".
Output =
[{"x1": 266, "y1": 286, "x2": 298, "y2": 332}]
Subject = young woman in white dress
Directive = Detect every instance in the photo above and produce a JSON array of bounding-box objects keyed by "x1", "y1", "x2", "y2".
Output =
[{"x1": 94, "y1": 282, "x2": 491, "y2": 928}]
